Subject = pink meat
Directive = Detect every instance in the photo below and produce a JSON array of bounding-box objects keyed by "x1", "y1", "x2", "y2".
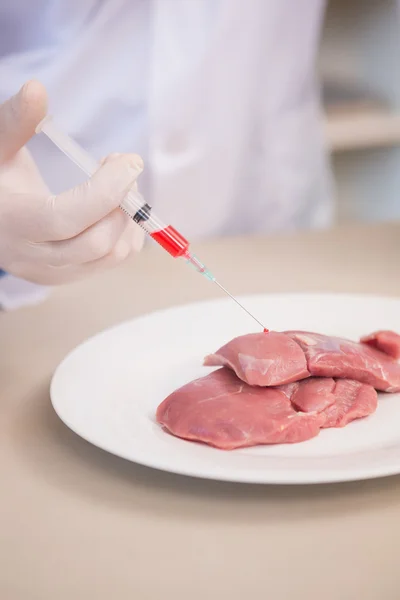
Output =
[
  {"x1": 320, "y1": 380, "x2": 378, "y2": 428},
  {"x1": 203, "y1": 332, "x2": 310, "y2": 386},
  {"x1": 286, "y1": 377, "x2": 378, "y2": 428},
  {"x1": 204, "y1": 330, "x2": 400, "y2": 392},
  {"x1": 156, "y1": 368, "x2": 323, "y2": 450},
  {"x1": 156, "y1": 370, "x2": 377, "y2": 450},
  {"x1": 360, "y1": 330, "x2": 400, "y2": 360},
  {"x1": 284, "y1": 378, "x2": 336, "y2": 413},
  {"x1": 286, "y1": 331, "x2": 400, "y2": 392}
]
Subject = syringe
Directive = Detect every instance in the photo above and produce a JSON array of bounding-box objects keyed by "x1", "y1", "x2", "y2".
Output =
[{"x1": 35, "y1": 116, "x2": 267, "y2": 331}]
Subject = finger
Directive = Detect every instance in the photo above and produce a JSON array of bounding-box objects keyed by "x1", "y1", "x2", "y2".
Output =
[
  {"x1": 19, "y1": 210, "x2": 144, "y2": 269},
  {"x1": 99, "y1": 153, "x2": 121, "y2": 165},
  {"x1": 27, "y1": 218, "x2": 137, "y2": 284},
  {"x1": 81, "y1": 221, "x2": 138, "y2": 272},
  {"x1": 0, "y1": 80, "x2": 48, "y2": 163},
  {"x1": 47, "y1": 208, "x2": 130, "y2": 266},
  {"x1": 0, "y1": 147, "x2": 50, "y2": 195},
  {"x1": 44, "y1": 153, "x2": 144, "y2": 241}
]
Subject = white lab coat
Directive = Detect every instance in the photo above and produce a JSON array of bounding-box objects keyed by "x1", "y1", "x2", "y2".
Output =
[{"x1": 0, "y1": 0, "x2": 332, "y2": 307}]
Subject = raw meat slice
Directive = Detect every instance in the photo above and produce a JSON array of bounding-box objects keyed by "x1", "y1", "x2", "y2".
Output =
[
  {"x1": 320, "y1": 380, "x2": 378, "y2": 428},
  {"x1": 203, "y1": 332, "x2": 309, "y2": 386},
  {"x1": 287, "y1": 377, "x2": 378, "y2": 428},
  {"x1": 156, "y1": 370, "x2": 377, "y2": 449},
  {"x1": 285, "y1": 378, "x2": 336, "y2": 413},
  {"x1": 204, "y1": 330, "x2": 400, "y2": 392},
  {"x1": 360, "y1": 330, "x2": 400, "y2": 360},
  {"x1": 286, "y1": 331, "x2": 400, "y2": 392},
  {"x1": 156, "y1": 368, "x2": 323, "y2": 450}
]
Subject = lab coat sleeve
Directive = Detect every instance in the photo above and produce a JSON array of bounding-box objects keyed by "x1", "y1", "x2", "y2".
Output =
[{"x1": 0, "y1": 270, "x2": 50, "y2": 310}]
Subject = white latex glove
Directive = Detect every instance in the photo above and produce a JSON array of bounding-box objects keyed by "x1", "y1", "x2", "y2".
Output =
[{"x1": 0, "y1": 80, "x2": 145, "y2": 285}]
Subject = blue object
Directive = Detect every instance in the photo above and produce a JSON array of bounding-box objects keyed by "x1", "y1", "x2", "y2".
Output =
[{"x1": 0, "y1": 270, "x2": 7, "y2": 278}]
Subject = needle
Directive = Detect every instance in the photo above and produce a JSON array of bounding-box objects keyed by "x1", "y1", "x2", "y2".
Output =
[
  {"x1": 213, "y1": 280, "x2": 268, "y2": 331},
  {"x1": 35, "y1": 117, "x2": 269, "y2": 334}
]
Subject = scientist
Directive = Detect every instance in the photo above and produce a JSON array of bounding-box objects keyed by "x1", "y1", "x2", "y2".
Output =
[{"x1": 0, "y1": 0, "x2": 332, "y2": 308}]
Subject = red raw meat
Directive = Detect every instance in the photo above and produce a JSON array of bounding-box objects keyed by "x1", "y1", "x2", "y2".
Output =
[
  {"x1": 286, "y1": 331, "x2": 400, "y2": 392},
  {"x1": 203, "y1": 332, "x2": 309, "y2": 386},
  {"x1": 156, "y1": 368, "x2": 323, "y2": 450},
  {"x1": 360, "y1": 330, "x2": 400, "y2": 360},
  {"x1": 320, "y1": 379, "x2": 378, "y2": 428},
  {"x1": 156, "y1": 370, "x2": 377, "y2": 450},
  {"x1": 283, "y1": 378, "x2": 336, "y2": 413},
  {"x1": 286, "y1": 377, "x2": 378, "y2": 428},
  {"x1": 204, "y1": 331, "x2": 400, "y2": 392}
]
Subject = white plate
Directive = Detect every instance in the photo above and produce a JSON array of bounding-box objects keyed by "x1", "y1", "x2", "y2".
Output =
[{"x1": 51, "y1": 293, "x2": 400, "y2": 485}]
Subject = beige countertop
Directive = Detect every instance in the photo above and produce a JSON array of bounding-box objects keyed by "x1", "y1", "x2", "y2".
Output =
[{"x1": 1, "y1": 222, "x2": 400, "y2": 600}]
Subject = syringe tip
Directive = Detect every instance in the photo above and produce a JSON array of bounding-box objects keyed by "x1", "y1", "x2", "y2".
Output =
[{"x1": 184, "y1": 251, "x2": 215, "y2": 281}]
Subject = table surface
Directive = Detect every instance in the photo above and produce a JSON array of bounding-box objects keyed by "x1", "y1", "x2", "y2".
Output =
[{"x1": 1, "y1": 222, "x2": 400, "y2": 600}]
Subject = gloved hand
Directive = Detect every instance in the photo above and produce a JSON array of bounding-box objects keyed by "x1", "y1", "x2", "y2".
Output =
[{"x1": 0, "y1": 80, "x2": 145, "y2": 285}]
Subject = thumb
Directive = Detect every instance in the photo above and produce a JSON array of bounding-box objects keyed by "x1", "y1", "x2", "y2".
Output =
[{"x1": 0, "y1": 80, "x2": 48, "y2": 163}]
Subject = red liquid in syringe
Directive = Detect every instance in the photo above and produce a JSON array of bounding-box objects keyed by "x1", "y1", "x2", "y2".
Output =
[{"x1": 150, "y1": 225, "x2": 189, "y2": 257}]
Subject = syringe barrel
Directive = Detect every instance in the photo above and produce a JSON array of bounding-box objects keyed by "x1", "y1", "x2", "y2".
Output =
[
  {"x1": 36, "y1": 116, "x2": 98, "y2": 176},
  {"x1": 120, "y1": 191, "x2": 158, "y2": 231},
  {"x1": 36, "y1": 115, "x2": 190, "y2": 258},
  {"x1": 121, "y1": 192, "x2": 189, "y2": 257}
]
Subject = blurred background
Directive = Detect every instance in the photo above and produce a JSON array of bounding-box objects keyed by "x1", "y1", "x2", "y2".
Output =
[{"x1": 320, "y1": 0, "x2": 400, "y2": 224}]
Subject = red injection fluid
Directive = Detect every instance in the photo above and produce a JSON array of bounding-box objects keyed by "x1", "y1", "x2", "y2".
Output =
[{"x1": 150, "y1": 225, "x2": 189, "y2": 258}]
